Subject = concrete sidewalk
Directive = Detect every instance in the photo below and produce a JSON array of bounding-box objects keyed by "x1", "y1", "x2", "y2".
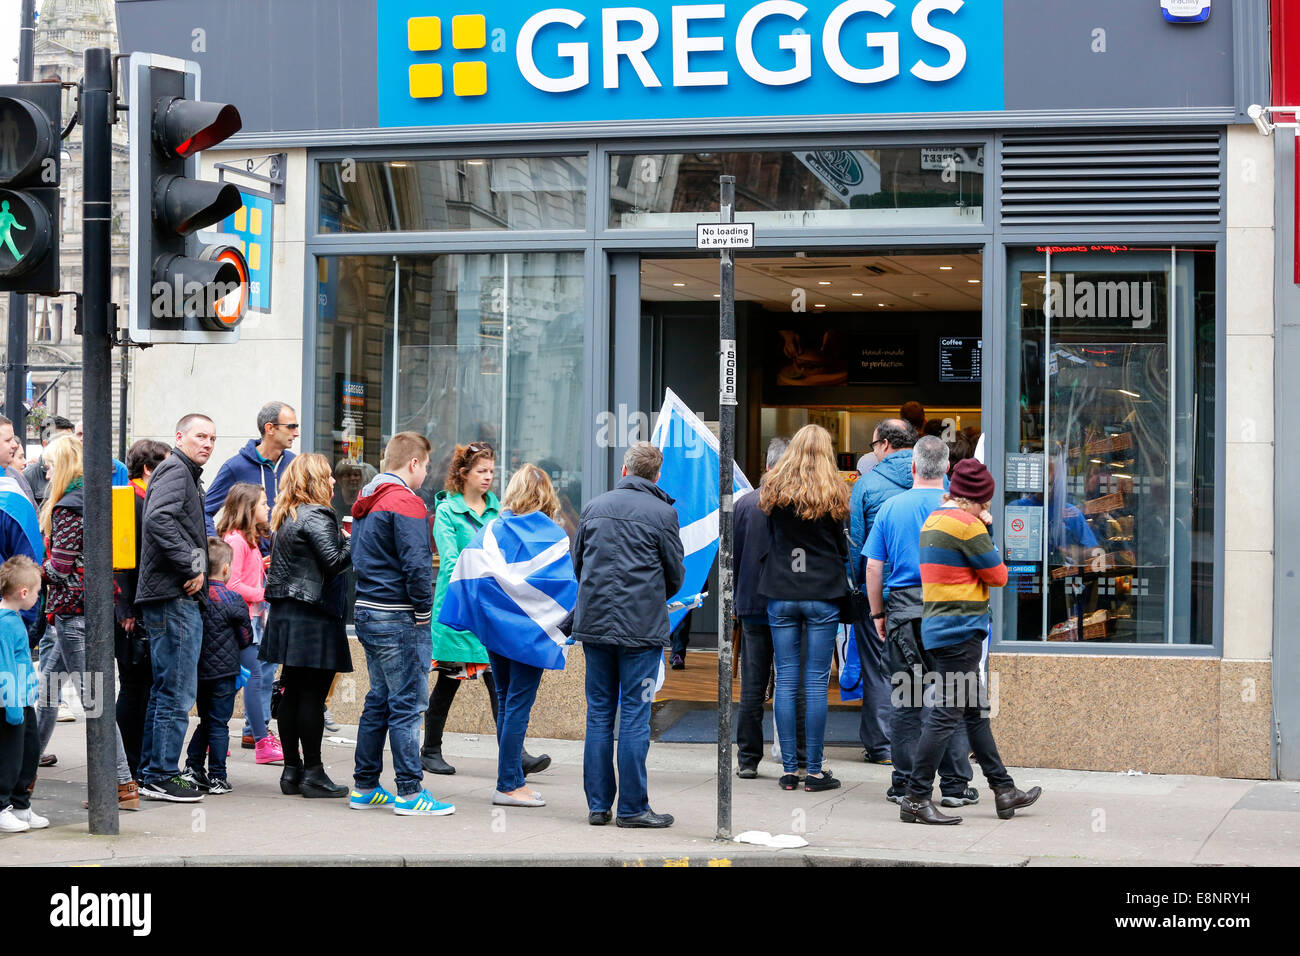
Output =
[{"x1": 5, "y1": 717, "x2": 1298, "y2": 866}]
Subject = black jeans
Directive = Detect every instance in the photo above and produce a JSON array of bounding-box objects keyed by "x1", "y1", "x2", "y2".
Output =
[
  {"x1": 906, "y1": 636, "x2": 1014, "y2": 799},
  {"x1": 670, "y1": 611, "x2": 692, "y2": 658},
  {"x1": 279, "y1": 666, "x2": 335, "y2": 768},
  {"x1": 115, "y1": 623, "x2": 152, "y2": 782},
  {"x1": 0, "y1": 707, "x2": 39, "y2": 811},
  {"x1": 853, "y1": 623, "x2": 893, "y2": 760},
  {"x1": 423, "y1": 670, "x2": 499, "y2": 753},
  {"x1": 887, "y1": 620, "x2": 972, "y2": 796},
  {"x1": 736, "y1": 614, "x2": 805, "y2": 771}
]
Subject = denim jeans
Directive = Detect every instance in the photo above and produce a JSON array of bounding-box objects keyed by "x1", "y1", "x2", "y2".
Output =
[
  {"x1": 737, "y1": 614, "x2": 805, "y2": 771},
  {"x1": 887, "y1": 619, "x2": 972, "y2": 797},
  {"x1": 767, "y1": 599, "x2": 839, "y2": 775},
  {"x1": 140, "y1": 597, "x2": 203, "y2": 785},
  {"x1": 36, "y1": 614, "x2": 133, "y2": 784},
  {"x1": 353, "y1": 607, "x2": 431, "y2": 797},
  {"x1": 907, "y1": 636, "x2": 1015, "y2": 799},
  {"x1": 582, "y1": 643, "x2": 662, "y2": 818},
  {"x1": 853, "y1": 622, "x2": 893, "y2": 760},
  {"x1": 186, "y1": 675, "x2": 238, "y2": 779},
  {"x1": 489, "y1": 651, "x2": 544, "y2": 793},
  {"x1": 241, "y1": 616, "x2": 277, "y2": 738}
]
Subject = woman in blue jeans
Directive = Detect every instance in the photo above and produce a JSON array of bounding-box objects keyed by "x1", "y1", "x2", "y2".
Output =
[{"x1": 757, "y1": 424, "x2": 850, "y2": 792}]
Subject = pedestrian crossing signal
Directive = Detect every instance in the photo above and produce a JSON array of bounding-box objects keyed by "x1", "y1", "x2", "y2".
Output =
[{"x1": 0, "y1": 83, "x2": 61, "y2": 294}]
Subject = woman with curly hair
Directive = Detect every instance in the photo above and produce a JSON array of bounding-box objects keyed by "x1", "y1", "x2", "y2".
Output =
[
  {"x1": 758, "y1": 424, "x2": 850, "y2": 793},
  {"x1": 261, "y1": 454, "x2": 352, "y2": 797}
]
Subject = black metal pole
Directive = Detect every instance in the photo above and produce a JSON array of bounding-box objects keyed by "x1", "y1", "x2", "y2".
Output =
[
  {"x1": 81, "y1": 47, "x2": 118, "y2": 836},
  {"x1": 716, "y1": 176, "x2": 737, "y2": 841},
  {"x1": 118, "y1": 344, "x2": 128, "y2": 461},
  {"x1": 4, "y1": 0, "x2": 37, "y2": 434}
]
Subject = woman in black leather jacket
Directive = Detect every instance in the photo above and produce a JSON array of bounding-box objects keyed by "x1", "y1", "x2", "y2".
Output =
[{"x1": 260, "y1": 453, "x2": 352, "y2": 798}]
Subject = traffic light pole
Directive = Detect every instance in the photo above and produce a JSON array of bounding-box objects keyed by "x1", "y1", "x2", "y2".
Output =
[
  {"x1": 81, "y1": 47, "x2": 118, "y2": 836},
  {"x1": 4, "y1": 0, "x2": 36, "y2": 430}
]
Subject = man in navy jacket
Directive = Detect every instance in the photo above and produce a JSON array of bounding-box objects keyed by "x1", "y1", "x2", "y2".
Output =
[{"x1": 204, "y1": 401, "x2": 298, "y2": 537}]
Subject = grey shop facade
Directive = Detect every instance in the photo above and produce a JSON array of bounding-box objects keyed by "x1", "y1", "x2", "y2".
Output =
[{"x1": 117, "y1": 0, "x2": 1289, "y2": 777}]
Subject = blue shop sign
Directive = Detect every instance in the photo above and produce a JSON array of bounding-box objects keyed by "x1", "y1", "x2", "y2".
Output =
[{"x1": 376, "y1": 0, "x2": 1005, "y2": 128}]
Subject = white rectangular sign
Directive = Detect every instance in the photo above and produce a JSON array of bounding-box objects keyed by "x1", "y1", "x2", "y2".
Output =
[{"x1": 697, "y1": 223, "x2": 755, "y2": 249}]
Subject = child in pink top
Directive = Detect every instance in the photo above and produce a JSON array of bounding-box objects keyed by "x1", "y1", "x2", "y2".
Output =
[{"x1": 217, "y1": 482, "x2": 281, "y2": 764}]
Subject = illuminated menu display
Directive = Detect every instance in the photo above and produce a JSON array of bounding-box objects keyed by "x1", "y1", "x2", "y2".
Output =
[{"x1": 939, "y1": 336, "x2": 982, "y2": 383}]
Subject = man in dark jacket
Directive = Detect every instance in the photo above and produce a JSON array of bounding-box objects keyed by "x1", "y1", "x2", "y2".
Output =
[
  {"x1": 203, "y1": 401, "x2": 298, "y2": 536},
  {"x1": 734, "y1": 437, "x2": 806, "y2": 778},
  {"x1": 573, "y1": 441, "x2": 684, "y2": 829},
  {"x1": 137, "y1": 413, "x2": 214, "y2": 803}
]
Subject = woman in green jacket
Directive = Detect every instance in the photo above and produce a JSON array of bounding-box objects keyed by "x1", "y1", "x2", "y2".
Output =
[{"x1": 422, "y1": 442, "x2": 550, "y2": 777}]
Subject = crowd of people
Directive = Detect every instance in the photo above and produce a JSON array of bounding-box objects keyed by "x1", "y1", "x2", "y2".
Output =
[{"x1": 0, "y1": 398, "x2": 1041, "y2": 835}]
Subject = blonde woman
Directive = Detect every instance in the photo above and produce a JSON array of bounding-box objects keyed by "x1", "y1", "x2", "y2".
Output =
[
  {"x1": 261, "y1": 454, "x2": 352, "y2": 797},
  {"x1": 35, "y1": 436, "x2": 139, "y2": 809},
  {"x1": 757, "y1": 424, "x2": 850, "y2": 793}
]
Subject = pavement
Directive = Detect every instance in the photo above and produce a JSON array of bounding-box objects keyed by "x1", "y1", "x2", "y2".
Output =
[{"x1": 5, "y1": 716, "x2": 1299, "y2": 867}]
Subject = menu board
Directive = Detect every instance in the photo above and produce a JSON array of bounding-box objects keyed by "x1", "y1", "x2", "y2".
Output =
[
  {"x1": 939, "y1": 336, "x2": 982, "y2": 383},
  {"x1": 1005, "y1": 453, "x2": 1046, "y2": 493}
]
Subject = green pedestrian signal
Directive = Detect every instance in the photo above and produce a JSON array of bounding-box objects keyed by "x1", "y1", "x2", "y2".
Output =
[{"x1": 0, "y1": 83, "x2": 61, "y2": 294}]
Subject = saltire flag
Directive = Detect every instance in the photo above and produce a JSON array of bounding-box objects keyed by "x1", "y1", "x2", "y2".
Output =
[
  {"x1": 438, "y1": 510, "x2": 577, "y2": 671},
  {"x1": 650, "y1": 388, "x2": 753, "y2": 634}
]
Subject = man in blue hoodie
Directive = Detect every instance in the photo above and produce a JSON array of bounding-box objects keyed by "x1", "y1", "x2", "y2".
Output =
[
  {"x1": 347, "y1": 432, "x2": 453, "y2": 818},
  {"x1": 203, "y1": 401, "x2": 298, "y2": 537},
  {"x1": 847, "y1": 418, "x2": 918, "y2": 765}
]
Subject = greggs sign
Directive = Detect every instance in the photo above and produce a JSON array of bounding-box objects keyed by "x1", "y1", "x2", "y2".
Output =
[{"x1": 376, "y1": 0, "x2": 1004, "y2": 127}]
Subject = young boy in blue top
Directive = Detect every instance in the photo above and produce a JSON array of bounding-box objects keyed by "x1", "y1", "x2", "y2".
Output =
[{"x1": 0, "y1": 556, "x2": 47, "y2": 833}]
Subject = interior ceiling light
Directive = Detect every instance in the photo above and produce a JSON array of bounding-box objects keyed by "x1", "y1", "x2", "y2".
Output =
[
  {"x1": 818, "y1": 280, "x2": 831, "y2": 285},
  {"x1": 968, "y1": 279, "x2": 981, "y2": 284},
  {"x1": 467, "y1": 159, "x2": 486, "y2": 165},
  {"x1": 851, "y1": 292, "x2": 864, "y2": 296},
  {"x1": 814, "y1": 303, "x2": 826, "y2": 308},
  {"x1": 672, "y1": 282, "x2": 686, "y2": 287},
  {"x1": 939, "y1": 265, "x2": 954, "y2": 270},
  {"x1": 389, "y1": 161, "x2": 408, "y2": 168}
]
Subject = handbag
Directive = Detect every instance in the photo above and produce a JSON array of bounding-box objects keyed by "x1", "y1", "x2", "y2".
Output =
[{"x1": 838, "y1": 528, "x2": 871, "y2": 626}]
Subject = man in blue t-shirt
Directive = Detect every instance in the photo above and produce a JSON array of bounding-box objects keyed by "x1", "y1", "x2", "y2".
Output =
[{"x1": 863, "y1": 436, "x2": 974, "y2": 809}]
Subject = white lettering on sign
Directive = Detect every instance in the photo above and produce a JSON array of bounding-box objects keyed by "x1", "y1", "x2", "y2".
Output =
[
  {"x1": 515, "y1": 0, "x2": 970, "y2": 93},
  {"x1": 697, "y1": 222, "x2": 756, "y2": 248},
  {"x1": 720, "y1": 338, "x2": 738, "y2": 406}
]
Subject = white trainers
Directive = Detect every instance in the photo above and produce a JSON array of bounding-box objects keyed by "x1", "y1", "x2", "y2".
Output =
[
  {"x1": 0, "y1": 807, "x2": 31, "y2": 833},
  {"x1": 11, "y1": 808, "x2": 49, "y2": 829},
  {"x1": 56, "y1": 703, "x2": 76, "y2": 723}
]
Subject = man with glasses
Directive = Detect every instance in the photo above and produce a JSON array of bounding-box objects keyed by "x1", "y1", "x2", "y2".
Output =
[{"x1": 204, "y1": 401, "x2": 300, "y2": 538}]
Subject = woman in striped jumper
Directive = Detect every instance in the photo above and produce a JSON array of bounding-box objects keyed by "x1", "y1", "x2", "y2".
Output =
[{"x1": 900, "y1": 458, "x2": 1042, "y2": 826}]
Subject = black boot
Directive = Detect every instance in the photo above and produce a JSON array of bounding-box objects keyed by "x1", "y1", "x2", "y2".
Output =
[
  {"x1": 279, "y1": 765, "x2": 303, "y2": 796},
  {"x1": 421, "y1": 748, "x2": 456, "y2": 775},
  {"x1": 299, "y1": 764, "x2": 347, "y2": 798},
  {"x1": 899, "y1": 796, "x2": 962, "y2": 825},
  {"x1": 522, "y1": 750, "x2": 551, "y2": 775},
  {"x1": 993, "y1": 785, "x2": 1042, "y2": 820}
]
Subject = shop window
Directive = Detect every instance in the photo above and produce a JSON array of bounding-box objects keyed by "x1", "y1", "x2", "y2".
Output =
[
  {"x1": 317, "y1": 156, "x2": 587, "y2": 233},
  {"x1": 609, "y1": 146, "x2": 983, "y2": 230},
  {"x1": 314, "y1": 252, "x2": 586, "y2": 534},
  {"x1": 1003, "y1": 247, "x2": 1215, "y2": 646}
]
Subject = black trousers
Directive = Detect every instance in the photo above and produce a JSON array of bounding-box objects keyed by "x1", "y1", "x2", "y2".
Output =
[
  {"x1": 0, "y1": 707, "x2": 39, "y2": 812},
  {"x1": 887, "y1": 618, "x2": 973, "y2": 797},
  {"x1": 906, "y1": 636, "x2": 1014, "y2": 799},
  {"x1": 279, "y1": 666, "x2": 335, "y2": 768},
  {"x1": 115, "y1": 623, "x2": 152, "y2": 782},
  {"x1": 853, "y1": 622, "x2": 893, "y2": 760},
  {"x1": 423, "y1": 670, "x2": 498, "y2": 752},
  {"x1": 736, "y1": 614, "x2": 805, "y2": 770}
]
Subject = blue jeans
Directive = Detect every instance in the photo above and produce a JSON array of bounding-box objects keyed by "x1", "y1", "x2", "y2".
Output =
[
  {"x1": 241, "y1": 616, "x2": 276, "y2": 738},
  {"x1": 767, "y1": 599, "x2": 840, "y2": 775},
  {"x1": 489, "y1": 651, "x2": 544, "y2": 793},
  {"x1": 353, "y1": 608, "x2": 431, "y2": 797},
  {"x1": 140, "y1": 597, "x2": 203, "y2": 785},
  {"x1": 582, "y1": 643, "x2": 661, "y2": 818},
  {"x1": 186, "y1": 675, "x2": 238, "y2": 779}
]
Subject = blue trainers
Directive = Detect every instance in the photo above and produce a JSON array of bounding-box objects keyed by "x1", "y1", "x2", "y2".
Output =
[
  {"x1": 392, "y1": 789, "x2": 455, "y2": 817},
  {"x1": 349, "y1": 785, "x2": 395, "y2": 810}
]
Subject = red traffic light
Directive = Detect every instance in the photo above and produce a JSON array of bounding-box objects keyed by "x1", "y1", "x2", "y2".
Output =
[
  {"x1": 0, "y1": 95, "x2": 56, "y2": 184},
  {"x1": 153, "y1": 96, "x2": 242, "y2": 159}
]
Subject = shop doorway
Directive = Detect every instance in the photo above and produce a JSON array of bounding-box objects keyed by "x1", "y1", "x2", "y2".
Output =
[{"x1": 628, "y1": 248, "x2": 985, "y2": 706}]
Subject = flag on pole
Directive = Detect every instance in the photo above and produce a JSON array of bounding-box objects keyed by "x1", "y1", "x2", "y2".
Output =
[
  {"x1": 650, "y1": 388, "x2": 753, "y2": 634},
  {"x1": 438, "y1": 510, "x2": 578, "y2": 671}
]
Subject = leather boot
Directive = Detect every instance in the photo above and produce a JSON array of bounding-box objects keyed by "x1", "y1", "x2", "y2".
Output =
[
  {"x1": 421, "y1": 748, "x2": 456, "y2": 775},
  {"x1": 993, "y1": 785, "x2": 1042, "y2": 819},
  {"x1": 899, "y1": 796, "x2": 962, "y2": 825},
  {"x1": 300, "y1": 764, "x2": 348, "y2": 798},
  {"x1": 522, "y1": 750, "x2": 551, "y2": 775},
  {"x1": 280, "y1": 765, "x2": 303, "y2": 796}
]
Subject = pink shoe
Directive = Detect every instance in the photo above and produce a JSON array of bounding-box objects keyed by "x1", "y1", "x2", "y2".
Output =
[{"x1": 255, "y1": 734, "x2": 285, "y2": 765}]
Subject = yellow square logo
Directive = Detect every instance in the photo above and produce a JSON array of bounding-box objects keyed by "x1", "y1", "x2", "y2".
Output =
[
  {"x1": 233, "y1": 206, "x2": 247, "y2": 231},
  {"x1": 409, "y1": 62, "x2": 444, "y2": 99},
  {"x1": 407, "y1": 16, "x2": 442, "y2": 52},
  {"x1": 249, "y1": 207, "x2": 263, "y2": 235},
  {"x1": 453, "y1": 61, "x2": 487, "y2": 97},
  {"x1": 452, "y1": 14, "x2": 486, "y2": 50},
  {"x1": 247, "y1": 242, "x2": 262, "y2": 272}
]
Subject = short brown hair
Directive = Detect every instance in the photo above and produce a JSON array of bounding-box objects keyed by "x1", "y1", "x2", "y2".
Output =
[
  {"x1": 623, "y1": 441, "x2": 663, "y2": 481},
  {"x1": 0, "y1": 555, "x2": 41, "y2": 599},
  {"x1": 384, "y1": 432, "x2": 432, "y2": 474},
  {"x1": 175, "y1": 413, "x2": 214, "y2": 436},
  {"x1": 207, "y1": 536, "x2": 233, "y2": 573},
  {"x1": 444, "y1": 441, "x2": 495, "y2": 494},
  {"x1": 502, "y1": 464, "x2": 560, "y2": 520}
]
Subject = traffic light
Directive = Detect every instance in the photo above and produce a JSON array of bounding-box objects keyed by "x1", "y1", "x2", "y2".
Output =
[
  {"x1": 0, "y1": 82, "x2": 61, "y2": 294},
  {"x1": 127, "y1": 53, "x2": 247, "y2": 344}
]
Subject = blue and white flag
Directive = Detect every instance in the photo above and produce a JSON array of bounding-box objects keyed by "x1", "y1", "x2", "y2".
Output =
[
  {"x1": 438, "y1": 510, "x2": 577, "y2": 671},
  {"x1": 650, "y1": 388, "x2": 753, "y2": 633}
]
